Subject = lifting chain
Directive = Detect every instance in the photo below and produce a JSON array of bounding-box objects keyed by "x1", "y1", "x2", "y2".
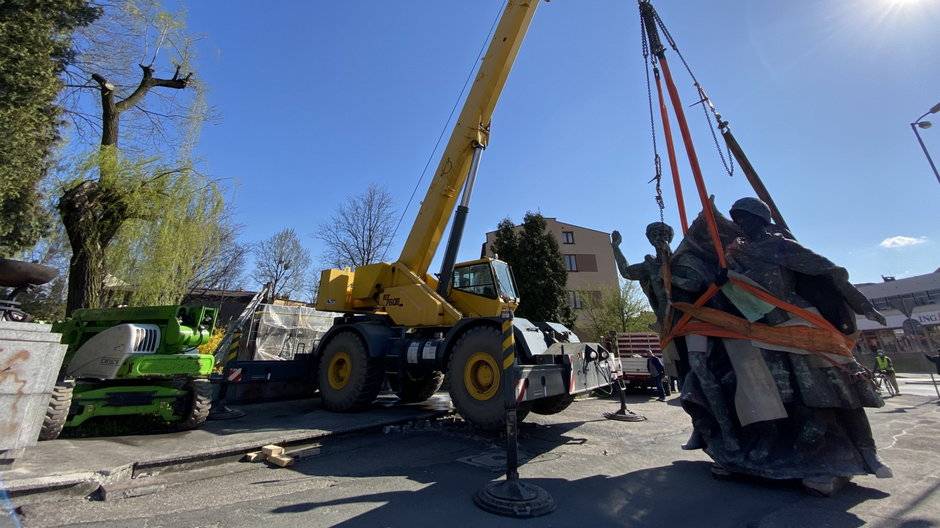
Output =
[
  {"x1": 646, "y1": 2, "x2": 735, "y2": 178},
  {"x1": 641, "y1": 12, "x2": 665, "y2": 222}
]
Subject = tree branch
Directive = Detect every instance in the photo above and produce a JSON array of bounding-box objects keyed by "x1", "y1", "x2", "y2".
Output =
[{"x1": 115, "y1": 64, "x2": 192, "y2": 113}]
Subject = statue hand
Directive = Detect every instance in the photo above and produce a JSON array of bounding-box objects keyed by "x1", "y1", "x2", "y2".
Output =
[
  {"x1": 865, "y1": 309, "x2": 887, "y2": 326},
  {"x1": 611, "y1": 230, "x2": 622, "y2": 247}
]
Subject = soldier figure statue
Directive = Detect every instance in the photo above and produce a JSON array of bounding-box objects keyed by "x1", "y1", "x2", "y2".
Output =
[{"x1": 675, "y1": 197, "x2": 892, "y2": 496}]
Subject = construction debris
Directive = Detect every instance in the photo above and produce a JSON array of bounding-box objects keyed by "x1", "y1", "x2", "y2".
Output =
[
  {"x1": 267, "y1": 454, "x2": 295, "y2": 468},
  {"x1": 261, "y1": 444, "x2": 285, "y2": 457},
  {"x1": 243, "y1": 444, "x2": 295, "y2": 467},
  {"x1": 243, "y1": 451, "x2": 266, "y2": 462}
]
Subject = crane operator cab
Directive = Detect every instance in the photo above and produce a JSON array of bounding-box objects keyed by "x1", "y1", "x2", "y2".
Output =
[
  {"x1": 448, "y1": 258, "x2": 518, "y2": 317},
  {"x1": 452, "y1": 260, "x2": 515, "y2": 299}
]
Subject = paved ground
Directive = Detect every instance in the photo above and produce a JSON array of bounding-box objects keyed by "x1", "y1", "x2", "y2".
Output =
[
  {"x1": 0, "y1": 393, "x2": 452, "y2": 499},
  {"x1": 1, "y1": 376, "x2": 938, "y2": 527}
]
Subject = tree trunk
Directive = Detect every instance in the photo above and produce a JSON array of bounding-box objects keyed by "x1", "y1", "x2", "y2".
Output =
[
  {"x1": 59, "y1": 68, "x2": 191, "y2": 313},
  {"x1": 59, "y1": 180, "x2": 106, "y2": 314}
]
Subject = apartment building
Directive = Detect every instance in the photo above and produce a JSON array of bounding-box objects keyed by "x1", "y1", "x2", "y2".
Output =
[{"x1": 482, "y1": 218, "x2": 620, "y2": 336}]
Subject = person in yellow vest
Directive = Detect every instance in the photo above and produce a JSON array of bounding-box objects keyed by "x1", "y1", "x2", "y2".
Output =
[{"x1": 874, "y1": 350, "x2": 900, "y2": 395}]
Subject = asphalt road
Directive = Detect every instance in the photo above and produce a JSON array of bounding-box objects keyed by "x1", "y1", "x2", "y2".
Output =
[{"x1": 9, "y1": 386, "x2": 939, "y2": 528}]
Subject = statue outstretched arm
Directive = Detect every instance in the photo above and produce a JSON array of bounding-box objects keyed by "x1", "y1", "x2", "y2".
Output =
[{"x1": 611, "y1": 230, "x2": 631, "y2": 279}]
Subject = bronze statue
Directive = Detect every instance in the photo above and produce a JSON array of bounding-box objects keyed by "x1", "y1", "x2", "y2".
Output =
[
  {"x1": 676, "y1": 197, "x2": 892, "y2": 495},
  {"x1": 611, "y1": 222, "x2": 674, "y2": 325}
]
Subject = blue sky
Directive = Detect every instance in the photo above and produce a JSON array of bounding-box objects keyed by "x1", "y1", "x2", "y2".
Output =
[{"x1": 183, "y1": 0, "x2": 940, "y2": 288}]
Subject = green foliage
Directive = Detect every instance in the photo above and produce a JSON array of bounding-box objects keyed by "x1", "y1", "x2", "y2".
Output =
[
  {"x1": 96, "y1": 151, "x2": 226, "y2": 306},
  {"x1": 0, "y1": 0, "x2": 100, "y2": 253},
  {"x1": 491, "y1": 212, "x2": 574, "y2": 327},
  {"x1": 576, "y1": 279, "x2": 655, "y2": 342}
]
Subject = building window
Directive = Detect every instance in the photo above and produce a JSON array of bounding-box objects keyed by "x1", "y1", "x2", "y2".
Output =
[
  {"x1": 564, "y1": 254, "x2": 578, "y2": 272},
  {"x1": 562, "y1": 231, "x2": 574, "y2": 244},
  {"x1": 575, "y1": 254, "x2": 597, "y2": 272},
  {"x1": 567, "y1": 291, "x2": 582, "y2": 309}
]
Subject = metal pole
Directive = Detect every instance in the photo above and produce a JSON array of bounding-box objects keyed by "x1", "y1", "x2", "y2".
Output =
[
  {"x1": 501, "y1": 313, "x2": 520, "y2": 482},
  {"x1": 910, "y1": 123, "x2": 940, "y2": 185},
  {"x1": 474, "y1": 311, "x2": 555, "y2": 517}
]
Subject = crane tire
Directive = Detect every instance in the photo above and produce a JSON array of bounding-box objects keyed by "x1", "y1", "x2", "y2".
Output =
[
  {"x1": 39, "y1": 381, "x2": 74, "y2": 441},
  {"x1": 318, "y1": 332, "x2": 384, "y2": 412},
  {"x1": 390, "y1": 370, "x2": 445, "y2": 403},
  {"x1": 175, "y1": 378, "x2": 212, "y2": 430},
  {"x1": 531, "y1": 394, "x2": 576, "y2": 415},
  {"x1": 448, "y1": 326, "x2": 507, "y2": 430}
]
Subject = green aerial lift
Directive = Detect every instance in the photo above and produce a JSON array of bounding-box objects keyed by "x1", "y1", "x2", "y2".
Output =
[{"x1": 39, "y1": 305, "x2": 218, "y2": 440}]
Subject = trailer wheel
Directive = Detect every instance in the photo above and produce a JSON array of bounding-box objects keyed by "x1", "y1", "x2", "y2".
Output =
[
  {"x1": 448, "y1": 326, "x2": 506, "y2": 430},
  {"x1": 39, "y1": 381, "x2": 74, "y2": 441},
  {"x1": 531, "y1": 394, "x2": 576, "y2": 415},
  {"x1": 175, "y1": 378, "x2": 212, "y2": 430},
  {"x1": 318, "y1": 332, "x2": 383, "y2": 412},
  {"x1": 390, "y1": 370, "x2": 445, "y2": 403}
]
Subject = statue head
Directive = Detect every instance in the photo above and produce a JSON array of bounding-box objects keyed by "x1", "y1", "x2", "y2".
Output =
[
  {"x1": 729, "y1": 197, "x2": 772, "y2": 225},
  {"x1": 645, "y1": 222, "x2": 674, "y2": 250}
]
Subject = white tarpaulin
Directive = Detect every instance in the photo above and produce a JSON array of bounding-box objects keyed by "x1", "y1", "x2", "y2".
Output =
[{"x1": 252, "y1": 305, "x2": 334, "y2": 361}]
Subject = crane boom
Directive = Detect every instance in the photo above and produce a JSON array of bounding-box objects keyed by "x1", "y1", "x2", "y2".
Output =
[
  {"x1": 316, "y1": 0, "x2": 541, "y2": 327},
  {"x1": 398, "y1": 0, "x2": 540, "y2": 277}
]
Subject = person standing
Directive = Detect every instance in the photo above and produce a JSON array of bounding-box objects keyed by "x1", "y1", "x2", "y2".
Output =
[
  {"x1": 646, "y1": 349, "x2": 666, "y2": 401},
  {"x1": 874, "y1": 350, "x2": 901, "y2": 396}
]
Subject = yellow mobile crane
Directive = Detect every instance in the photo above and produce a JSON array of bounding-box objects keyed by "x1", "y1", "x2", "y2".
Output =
[{"x1": 315, "y1": 0, "x2": 618, "y2": 429}]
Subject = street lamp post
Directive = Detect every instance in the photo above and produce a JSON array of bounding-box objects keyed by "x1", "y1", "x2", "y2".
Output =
[{"x1": 911, "y1": 101, "x2": 940, "y2": 185}]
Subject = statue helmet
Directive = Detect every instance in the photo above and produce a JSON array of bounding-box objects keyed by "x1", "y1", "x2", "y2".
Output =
[
  {"x1": 729, "y1": 197, "x2": 772, "y2": 225},
  {"x1": 645, "y1": 222, "x2": 674, "y2": 242}
]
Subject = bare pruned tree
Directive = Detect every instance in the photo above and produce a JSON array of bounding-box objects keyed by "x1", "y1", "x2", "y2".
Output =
[
  {"x1": 60, "y1": 0, "x2": 210, "y2": 156},
  {"x1": 187, "y1": 221, "x2": 248, "y2": 294},
  {"x1": 316, "y1": 184, "x2": 396, "y2": 269},
  {"x1": 251, "y1": 229, "x2": 311, "y2": 300}
]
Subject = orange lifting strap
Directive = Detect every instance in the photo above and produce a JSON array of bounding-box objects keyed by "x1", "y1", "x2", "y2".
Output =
[{"x1": 638, "y1": 1, "x2": 856, "y2": 363}]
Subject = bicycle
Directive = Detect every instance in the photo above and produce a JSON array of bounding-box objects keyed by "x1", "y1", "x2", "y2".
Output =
[{"x1": 872, "y1": 369, "x2": 897, "y2": 397}]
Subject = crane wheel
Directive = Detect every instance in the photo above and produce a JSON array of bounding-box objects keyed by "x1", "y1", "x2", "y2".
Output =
[
  {"x1": 448, "y1": 326, "x2": 506, "y2": 430},
  {"x1": 318, "y1": 332, "x2": 383, "y2": 412},
  {"x1": 174, "y1": 378, "x2": 212, "y2": 430},
  {"x1": 389, "y1": 370, "x2": 445, "y2": 403},
  {"x1": 39, "y1": 381, "x2": 74, "y2": 441}
]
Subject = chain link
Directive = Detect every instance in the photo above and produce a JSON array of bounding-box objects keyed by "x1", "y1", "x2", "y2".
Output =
[
  {"x1": 696, "y1": 84, "x2": 735, "y2": 177},
  {"x1": 641, "y1": 8, "x2": 665, "y2": 219}
]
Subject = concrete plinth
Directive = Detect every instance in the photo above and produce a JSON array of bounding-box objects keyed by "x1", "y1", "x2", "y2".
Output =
[{"x1": 0, "y1": 321, "x2": 68, "y2": 462}]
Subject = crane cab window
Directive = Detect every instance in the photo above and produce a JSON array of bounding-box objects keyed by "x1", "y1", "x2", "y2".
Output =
[
  {"x1": 490, "y1": 260, "x2": 518, "y2": 301},
  {"x1": 453, "y1": 263, "x2": 497, "y2": 298}
]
